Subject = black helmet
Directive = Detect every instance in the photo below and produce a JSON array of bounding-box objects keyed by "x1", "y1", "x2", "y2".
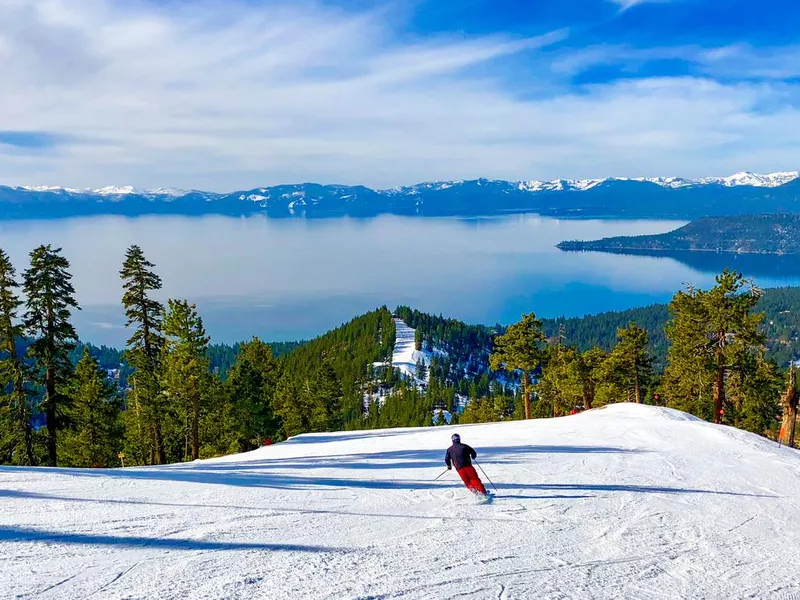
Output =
[{"x1": 451, "y1": 433, "x2": 460, "y2": 443}]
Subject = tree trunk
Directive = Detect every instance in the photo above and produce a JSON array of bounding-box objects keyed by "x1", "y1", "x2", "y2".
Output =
[
  {"x1": 149, "y1": 423, "x2": 157, "y2": 466},
  {"x1": 45, "y1": 367, "x2": 57, "y2": 466},
  {"x1": 155, "y1": 420, "x2": 166, "y2": 464},
  {"x1": 584, "y1": 385, "x2": 594, "y2": 410},
  {"x1": 713, "y1": 367, "x2": 725, "y2": 424},
  {"x1": 634, "y1": 366, "x2": 642, "y2": 404},
  {"x1": 522, "y1": 371, "x2": 531, "y2": 420},
  {"x1": 133, "y1": 391, "x2": 145, "y2": 465},
  {"x1": 780, "y1": 365, "x2": 798, "y2": 447},
  {"x1": 192, "y1": 393, "x2": 200, "y2": 461},
  {"x1": 17, "y1": 385, "x2": 36, "y2": 466},
  {"x1": 10, "y1": 350, "x2": 36, "y2": 465}
]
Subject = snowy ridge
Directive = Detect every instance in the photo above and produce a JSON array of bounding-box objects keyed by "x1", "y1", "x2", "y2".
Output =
[
  {"x1": 18, "y1": 185, "x2": 191, "y2": 197},
  {"x1": 3, "y1": 403, "x2": 800, "y2": 599},
  {"x1": 515, "y1": 170, "x2": 800, "y2": 192},
  {"x1": 12, "y1": 170, "x2": 800, "y2": 201}
]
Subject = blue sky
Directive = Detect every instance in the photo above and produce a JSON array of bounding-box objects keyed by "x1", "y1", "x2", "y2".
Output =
[{"x1": 0, "y1": 0, "x2": 798, "y2": 190}]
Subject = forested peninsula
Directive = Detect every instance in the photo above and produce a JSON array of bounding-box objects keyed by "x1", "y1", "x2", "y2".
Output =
[{"x1": 558, "y1": 214, "x2": 800, "y2": 255}]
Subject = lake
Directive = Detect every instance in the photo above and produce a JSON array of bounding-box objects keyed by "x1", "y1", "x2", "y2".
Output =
[{"x1": 2, "y1": 214, "x2": 800, "y2": 347}]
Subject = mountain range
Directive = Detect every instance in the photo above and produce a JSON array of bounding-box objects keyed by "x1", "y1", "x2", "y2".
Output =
[{"x1": 2, "y1": 170, "x2": 799, "y2": 220}]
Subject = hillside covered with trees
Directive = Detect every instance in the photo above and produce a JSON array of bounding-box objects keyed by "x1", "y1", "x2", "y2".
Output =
[
  {"x1": 1, "y1": 240, "x2": 799, "y2": 468},
  {"x1": 558, "y1": 214, "x2": 800, "y2": 255}
]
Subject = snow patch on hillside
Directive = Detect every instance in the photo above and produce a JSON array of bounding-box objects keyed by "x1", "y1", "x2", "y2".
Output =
[{"x1": 391, "y1": 319, "x2": 431, "y2": 385}]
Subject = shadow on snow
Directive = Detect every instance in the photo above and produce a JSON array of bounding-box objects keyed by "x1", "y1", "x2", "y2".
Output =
[
  {"x1": 0, "y1": 525, "x2": 350, "y2": 552},
  {"x1": 0, "y1": 445, "x2": 776, "y2": 498}
]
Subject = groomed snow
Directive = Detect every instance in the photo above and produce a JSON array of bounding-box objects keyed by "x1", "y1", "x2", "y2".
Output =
[
  {"x1": 391, "y1": 319, "x2": 430, "y2": 384},
  {"x1": 3, "y1": 403, "x2": 800, "y2": 599}
]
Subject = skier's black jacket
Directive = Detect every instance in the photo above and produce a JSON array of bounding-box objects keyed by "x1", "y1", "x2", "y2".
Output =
[{"x1": 445, "y1": 442, "x2": 477, "y2": 471}]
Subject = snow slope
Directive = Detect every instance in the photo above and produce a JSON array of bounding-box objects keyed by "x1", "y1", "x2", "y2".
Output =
[
  {"x1": 391, "y1": 319, "x2": 430, "y2": 384},
  {"x1": 3, "y1": 404, "x2": 800, "y2": 599}
]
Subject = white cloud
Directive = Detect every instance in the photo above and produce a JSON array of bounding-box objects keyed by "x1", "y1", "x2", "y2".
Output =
[
  {"x1": 608, "y1": 0, "x2": 676, "y2": 9},
  {"x1": 0, "y1": 0, "x2": 798, "y2": 190}
]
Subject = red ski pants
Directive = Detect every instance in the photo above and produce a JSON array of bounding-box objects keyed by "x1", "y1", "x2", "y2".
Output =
[{"x1": 457, "y1": 465, "x2": 486, "y2": 495}]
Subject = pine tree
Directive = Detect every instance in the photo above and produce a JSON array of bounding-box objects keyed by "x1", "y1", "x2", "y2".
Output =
[
  {"x1": 576, "y1": 347, "x2": 608, "y2": 409},
  {"x1": 489, "y1": 313, "x2": 547, "y2": 419},
  {"x1": 537, "y1": 345, "x2": 577, "y2": 417},
  {"x1": 274, "y1": 374, "x2": 302, "y2": 437},
  {"x1": 664, "y1": 270, "x2": 764, "y2": 424},
  {"x1": 61, "y1": 348, "x2": 122, "y2": 467},
  {"x1": 415, "y1": 358, "x2": 428, "y2": 383},
  {"x1": 23, "y1": 245, "x2": 80, "y2": 466},
  {"x1": 226, "y1": 338, "x2": 281, "y2": 450},
  {"x1": 604, "y1": 323, "x2": 653, "y2": 404},
  {"x1": 120, "y1": 245, "x2": 166, "y2": 464},
  {"x1": 0, "y1": 250, "x2": 36, "y2": 465},
  {"x1": 162, "y1": 300, "x2": 210, "y2": 461}
]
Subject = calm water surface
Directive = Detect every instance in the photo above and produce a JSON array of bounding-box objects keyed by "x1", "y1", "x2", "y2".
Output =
[{"x1": 2, "y1": 214, "x2": 798, "y2": 346}]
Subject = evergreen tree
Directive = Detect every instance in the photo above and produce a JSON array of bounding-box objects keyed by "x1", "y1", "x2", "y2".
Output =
[
  {"x1": 306, "y1": 363, "x2": 343, "y2": 432},
  {"x1": 489, "y1": 313, "x2": 547, "y2": 419},
  {"x1": 663, "y1": 270, "x2": 764, "y2": 423},
  {"x1": 604, "y1": 323, "x2": 653, "y2": 404},
  {"x1": 162, "y1": 300, "x2": 210, "y2": 461},
  {"x1": 61, "y1": 348, "x2": 122, "y2": 467},
  {"x1": 23, "y1": 245, "x2": 80, "y2": 466},
  {"x1": 120, "y1": 245, "x2": 166, "y2": 464},
  {"x1": 736, "y1": 359, "x2": 782, "y2": 436},
  {"x1": 538, "y1": 345, "x2": 579, "y2": 417},
  {"x1": 226, "y1": 338, "x2": 281, "y2": 450},
  {"x1": 576, "y1": 347, "x2": 608, "y2": 409},
  {"x1": 275, "y1": 363, "x2": 343, "y2": 437},
  {"x1": 0, "y1": 250, "x2": 36, "y2": 465},
  {"x1": 415, "y1": 358, "x2": 428, "y2": 383},
  {"x1": 274, "y1": 374, "x2": 302, "y2": 437}
]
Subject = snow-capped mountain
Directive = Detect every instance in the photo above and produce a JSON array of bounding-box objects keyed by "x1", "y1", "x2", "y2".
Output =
[
  {"x1": 516, "y1": 171, "x2": 800, "y2": 192},
  {"x1": 697, "y1": 171, "x2": 800, "y2": 188},
  {"x1": 1, "y1": 170, "x2": 798, "y2": 221}
]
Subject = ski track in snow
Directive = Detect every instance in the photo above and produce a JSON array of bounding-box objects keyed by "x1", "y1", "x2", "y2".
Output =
[{"x1": 3, "y1": 403, "x2": 800, "y2": 599}]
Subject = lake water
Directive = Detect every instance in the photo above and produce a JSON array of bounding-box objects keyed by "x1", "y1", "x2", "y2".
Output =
[{"x1": 2, "y1": 214, "x2": 799, "y2": 347}]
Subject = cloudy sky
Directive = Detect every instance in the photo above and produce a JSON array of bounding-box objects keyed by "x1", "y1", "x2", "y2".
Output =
[{"x1": 1, "y1": 0, "x2": 798, "y2": 190}]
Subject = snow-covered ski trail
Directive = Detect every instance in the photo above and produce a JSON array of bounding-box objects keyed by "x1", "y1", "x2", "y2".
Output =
[{"x1": 3, "y1": 403, "x2": 800, "y2": 599}]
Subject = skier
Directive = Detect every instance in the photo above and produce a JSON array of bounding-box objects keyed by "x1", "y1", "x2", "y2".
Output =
[{"x1": 445, "y1": 433, "x2": 488, "y2": 496}]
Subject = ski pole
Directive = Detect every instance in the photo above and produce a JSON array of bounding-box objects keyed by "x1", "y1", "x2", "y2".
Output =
[
  {"x1": 473, "y1": 459, "x2": 497, "y2": 492},
  {"x1": 433, "y1": 468, "x2": 449, "y2": 482}
]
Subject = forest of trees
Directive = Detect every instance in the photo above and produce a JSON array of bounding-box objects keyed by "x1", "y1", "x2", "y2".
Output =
[
  {"x1": 557, "y1": 214, "x2": 800, "y2": 255},
  {"x1": 1, "y1": 239, "x2": 798, "y2": 468}
]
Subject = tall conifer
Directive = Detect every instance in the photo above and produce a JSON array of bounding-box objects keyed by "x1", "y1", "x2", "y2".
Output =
[
  {"x1": 162, "y1": 299, "x2": 210, "y2": 460},
  {"x1": 23, "y1": 245, "x2": 80, "y2": 466},
  {"x1": 664, "y1": 269, "x2": 764, "y2": 423},
  {"x1": 62, "y1": 348, "x2": 121, "y2": 467},
  {"x1": 489, "y1": 313, "x2": 547, "y2": 419},
  {"x1": 120, "y1": 245, "x2": 165, "y2": 464},
  {"x1": 0, "y1": 250, "x2": 36, "y2": 465}
]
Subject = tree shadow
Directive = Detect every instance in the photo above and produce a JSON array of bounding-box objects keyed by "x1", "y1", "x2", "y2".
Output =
[
  {"x1": 495, "y1": 483, "x2": 778, "y2": 498},
  {"x1": 1, "y1": 489, "x2": 557, "y2": 523},
  {"x1": 0, "y1": 525, "x2": 351, "y2": 552},
  {"x1": 156, "y1": 444, "x2": 645, "y2": 473}
]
